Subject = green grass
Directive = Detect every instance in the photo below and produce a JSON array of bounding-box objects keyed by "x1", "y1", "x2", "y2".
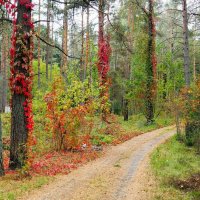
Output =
[
  {"x1": 118, "y1": 113, "x2": 174, "y2": 133},
  {"x1": 151, "y1": 136, "x2": 200, "y2": 200},
  {"x1": 1, "y1": 113, "x2": 10, "y2": 137},
  {"x1": 0, "y1": 176, "x2": 53, "y2": 200}
]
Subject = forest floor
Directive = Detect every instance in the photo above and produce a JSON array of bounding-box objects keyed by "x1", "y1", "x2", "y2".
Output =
[{"x1": 21, "y1": 126, "x2": 175, "y2": 200}]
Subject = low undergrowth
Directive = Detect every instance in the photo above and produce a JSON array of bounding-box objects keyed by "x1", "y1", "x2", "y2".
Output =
[{"x1": 151, "y1": 135, "x2": 200, "y2": 200}]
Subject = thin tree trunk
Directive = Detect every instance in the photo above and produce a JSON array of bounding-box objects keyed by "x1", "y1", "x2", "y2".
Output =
[
  {"x1": 98, "y1": 0, "x2": 104, "y2": 47},
  {"x1": 0, "y1": 25, "x2": 8, "y2": 112},
  {"x1": 193, "y1": 18, "x2": 196, "y2": 82},
  {"x1": 123, "y1": 5, "x2": 133, "y2": 121},
  {"x1": 182, "y1": 0, "x2": 190, "y2": 87},
  {"x1": 45, "y1": 0, "x2": 51, "y2": 80},
  {"x1": 62, "y1": 0, "x2": 68, "y2": 78},
  {"x1": 0, "y1": 113, "x2": 4, "y2": 176},
  {"x1": 37, "y1": 0, "x2": 41, "y2": 87},
  {"x1": 0, "y1": 59, "x2": 4, "y2": 175},
  {"x1": 50, "y1": 14, "x2": 54, "y2": 81},
  {"x1": 85, "y1": 5, "x2": 90, "y2": 84},
  {"x1": 1, "y1": 30, "x2": 5, "y2": 112},
  {"x1": 81, "y1": 7, "x2": 85, "y2": 80}
]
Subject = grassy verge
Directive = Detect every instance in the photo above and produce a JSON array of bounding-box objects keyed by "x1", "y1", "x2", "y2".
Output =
[
  {"x1": 0, "y1": 176, "x2": 53, "y2": 200},
  {"x1": 151, "y1": 136, "x2": 200, "y2": 200}
]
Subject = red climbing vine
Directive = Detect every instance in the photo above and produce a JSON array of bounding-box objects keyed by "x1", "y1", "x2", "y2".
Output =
[
  {"x1": 97, "y1": 35, "x2": 112, "y2": 122},
  {"x1": 0, "y1": 0, "x2": 35, "y2": 169}
]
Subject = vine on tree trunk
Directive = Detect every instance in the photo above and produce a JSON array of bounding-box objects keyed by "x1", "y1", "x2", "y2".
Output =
[{"x1": 0, "y1": 0, "x2": 36, "y2": 170}]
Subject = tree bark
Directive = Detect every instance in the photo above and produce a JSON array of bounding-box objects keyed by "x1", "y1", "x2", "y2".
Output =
[
  {"x1": 9, "y1": 0, "x2": 33, "y2": 169},
  {"x1": 145, "y1": 0, "x2": 157, "y2": 124},
  {"x1": 50, "y1": 13, "x2": 54, "y2": 81},
  {"x1": 85, "y1": 5, "x2": 90, "y2": 85},
  {"x1": 81, "y1": 7, "x2": 85, "y2": 81},
  {"x1": 0, "y1": 68, "x2": 4, "y2": 175},
  {"x1": 62, "y1": 0, "x2": 68, "y2": 79},
  {"x1": 182, "y1": 0, "x2": 190, "y2": 87},
  {"x1": 37, "y1": 0, "x2": 41, "y2": 87},
  {"x1": 45, "y1": 0, "x2": 51, "y2": 80},
  {"x1": 0, "y1": 113, "x2": 4, "y2": 176},
  {"x1": 98, "y1": 0, "x2": 104, "y2": 46},
  {"x1": 123, "y1": 98, "x2": 129, "y2": 121},
  {"x1": 0, "y1": 25, "x2": 8, "y2": 112}
]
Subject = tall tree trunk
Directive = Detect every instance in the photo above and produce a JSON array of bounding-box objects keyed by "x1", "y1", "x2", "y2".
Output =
[
  {"x1": 1, "y1": 25, "x2": 8, "y2": 112},
  {"x1": 50, "y1": 13, "x2": 54, "y2": 81},
  {"x1": 193, "y1": 18, "x2": 196, "y2": 82},
  {"x1": 85, "y1": 5, "x2": 90, "y2": 84},
  {"x1": 62, "y1": 0, "x2": 68, "y2": 78},
  {"x1": 182, "y1": 0, "x2": 190, "y2": 87},
  {"x1": 37, "y1": 0, "x2": 41, "y2": 87},
  {"x1": 0, "y1": 59, "x2": 4, "y2": 175},
  {"x1": 145, "y1": 0, "x2": 157, "y2": 124},
  {"x1": 98, "y1": 0, "x2": 111, "y2": 122},
  {"x1": 0, "y1": 113, "x2": 4, "y2": 176},
  {"x1": 182, "y1": 0, "x2": 197, "y2": 145},
  {"x1": 45, "y1": 0, "x2": 51, "y2": 81},
  {"x1": 98, "y1": 0, "x2": 104, "y2": 46},
  {"x1": 98, "y1": 0, "x2": 105, "y2": 121},
  {"x1": 9, "y1": 0, "x2": 33, "y2": 169},
  {"x1": 81, "y1": 7, "x2": 85, "y2": 81}
]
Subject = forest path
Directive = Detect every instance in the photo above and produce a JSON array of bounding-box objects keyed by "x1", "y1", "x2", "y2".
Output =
[{"x1": 24, "y1": 126, "x2": 175, "y2": 200}]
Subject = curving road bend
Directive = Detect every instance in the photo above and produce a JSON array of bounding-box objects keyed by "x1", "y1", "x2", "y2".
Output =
[{"x1": 23, "y1": 126, "x2": 175, "y2": 200}]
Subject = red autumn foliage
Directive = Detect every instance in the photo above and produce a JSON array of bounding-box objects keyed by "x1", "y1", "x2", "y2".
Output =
[
  {"x1": 97, "y1": 36, "x2": 112, "y2": 122},
  {"x1": 31, "y1": 150, "x2": 100, "y2": 176},
  {"x1": 97, "y1": 36, "x2": 111, "y2": 81},
  {"x1": 0, "y1": 0, "x2": 36, "y2": 168},
  {"x1": 45, "y1": 78, "x2": 95, "y2": 151}
]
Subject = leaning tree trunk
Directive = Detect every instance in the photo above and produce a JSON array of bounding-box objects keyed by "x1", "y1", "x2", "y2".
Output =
[
  {"x1": 145, "y1": 0, "x2": 157, "y2": 124},
  {"x1": 9, "y1": 0, "x2": 33, "y2": 169}
]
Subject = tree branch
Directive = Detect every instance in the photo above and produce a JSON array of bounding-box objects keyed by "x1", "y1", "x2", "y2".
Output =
[
  {"x1": 35, "y1": 33, "x2": 80, "y2": 60},
  {"x1": 134, "y1": 0, "x2": 149, "y2": 17},
  {"x1": 33, "y1": 20, "x2": 53, "y2": 24}
]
